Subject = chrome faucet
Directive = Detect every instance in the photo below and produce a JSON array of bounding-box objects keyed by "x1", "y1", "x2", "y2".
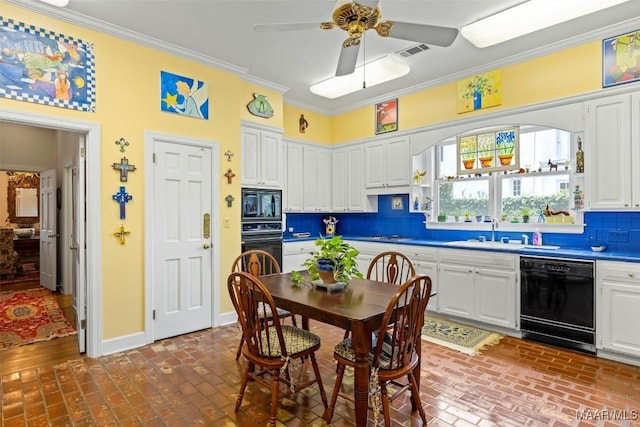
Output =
[{"x1": 491, "y1": 218, "x2": 499, "y2": 242}]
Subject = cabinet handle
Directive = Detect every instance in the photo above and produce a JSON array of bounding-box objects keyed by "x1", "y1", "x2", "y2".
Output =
[
  {"x1": 629, "y1": 273, "x2": 636, "y2": 278},
  {"x1": 624, "y1": 203, "x2": 629, "y2": 207}
]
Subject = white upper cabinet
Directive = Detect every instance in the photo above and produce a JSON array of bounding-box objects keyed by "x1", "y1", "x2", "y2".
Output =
[
  {"x1": 241, "y1": 125, "x2": 283, "y2": 188},
  {"x1": 365, "y1": 137, "x2": 411, "y2": 192},
  {"x1": 585, "y1": 93, "x2": 639, "y2": 210},
  {"x1": 284, "y1": 141, "x2": 331, "y2": 212},
  {"x1": 333, "y1": 144, "x2": 366, "y2": 211}
]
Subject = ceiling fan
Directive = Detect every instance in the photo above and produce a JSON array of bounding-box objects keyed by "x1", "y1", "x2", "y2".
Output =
[{"x1": 254, "y1": 0, "x2": 459, "y2": 77}]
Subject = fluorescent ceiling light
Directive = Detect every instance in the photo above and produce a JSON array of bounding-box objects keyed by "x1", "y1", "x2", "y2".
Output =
[
  {"x1": 36, "y1": 0, "x2": 69, "y2": 6},
  {"x1": 310, "y1": 55, "x2": 410, "y2": 99},
  {"x1": 461, "y1": 0, "x2": 630, "y2": 48}
]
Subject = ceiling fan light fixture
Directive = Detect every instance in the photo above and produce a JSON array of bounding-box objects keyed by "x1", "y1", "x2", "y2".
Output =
[
  {"x1": 35, "y1": 0, "x2": 69, "y2": 6},
  {"x1": 310, "y1": 55, "x2": 409, "y2": 99},
  {"x1": 461, "y1": 0, "x2": 630, "y2": 48}
]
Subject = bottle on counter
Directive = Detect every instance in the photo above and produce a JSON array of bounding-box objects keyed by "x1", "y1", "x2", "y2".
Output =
[
  {"x1": 576, "y1": 137, "x2": 584, "y2": 173},
  {"x1": 532, "y1": 228, "x2": 542, "y2": 246}
]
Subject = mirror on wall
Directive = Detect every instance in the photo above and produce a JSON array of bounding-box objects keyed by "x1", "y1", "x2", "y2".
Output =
[{"x1": 6, "y1": 172, "x2": 40, "y2": 225}]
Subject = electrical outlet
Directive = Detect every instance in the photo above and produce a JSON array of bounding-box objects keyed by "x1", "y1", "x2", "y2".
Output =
[{"x1": 587, "y1": 231, "x2": 597, "y2": 242}]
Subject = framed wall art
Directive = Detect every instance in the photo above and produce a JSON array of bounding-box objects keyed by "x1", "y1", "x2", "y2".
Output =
[
  {"x1": 160, "y1": 71, "x2": 209, "y2": 119},
  {"x1": 0, "y1": 16, "x2": 95, "y2": 111},
  {"x1": 457, "y1": 70, "x2": 502, "y2": 113},
  {"x1": 375, "y1": 98, "x2": 398, "y2": 134},
  {"x1": 602, "y1": 30, "x2": 640, "y2": 88},
  {"x1": 456, "y1": 126, "x2": 520, "y2": 176}
]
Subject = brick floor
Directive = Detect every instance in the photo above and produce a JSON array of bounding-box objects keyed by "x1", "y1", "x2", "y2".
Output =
[{"x1": 2, "y1": 322, "x2": 639, "y2": 426}]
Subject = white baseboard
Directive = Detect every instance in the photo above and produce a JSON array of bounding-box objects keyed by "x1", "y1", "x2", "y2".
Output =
[{"x1": 101, "y1": 332, "x2": 147, "y2": 356}]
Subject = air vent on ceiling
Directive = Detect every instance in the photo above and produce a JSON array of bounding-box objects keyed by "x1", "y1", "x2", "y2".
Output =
[{"x1": 396, "y1": 43, "x2": 430, "y2": 57}]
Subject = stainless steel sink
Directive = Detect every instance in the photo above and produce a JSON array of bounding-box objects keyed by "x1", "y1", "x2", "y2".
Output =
[
  {"x1": 442, "y1": 240, "x2": 525, "y2": 251},
  {"x1": 443, "y1": 240, "x2": 560, "y2": 251}
]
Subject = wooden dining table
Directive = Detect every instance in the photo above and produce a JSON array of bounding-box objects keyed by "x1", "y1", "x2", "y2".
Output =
[{"x1": 258, "y1": 271, "x2": 422, "y2": 426}]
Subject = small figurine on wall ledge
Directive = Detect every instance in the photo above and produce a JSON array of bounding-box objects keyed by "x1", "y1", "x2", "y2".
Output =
[
  {"x1": 548, "y1": 159, "x2": 558, "y2": 171},
  {"x1": 299, "y1": 114, "x2": 309, "y2": 133},
  {"x1": 413, "y1": 169, "x2": 426, "y2": 184}
]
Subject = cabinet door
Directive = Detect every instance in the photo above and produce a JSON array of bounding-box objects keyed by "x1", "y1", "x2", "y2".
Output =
[
  {"x1": 632, "y1": 93, "x2": 640, "y2": 208},
  {"x1": 385, "y1": 137, "x2": 411, "y2": 187},
  {"x1": 260, "y1": 130, "x2": 282, "y2": 187},
  {"x1": 285, "y1": 142, "x2": 304, "y2": 211},
  {"x1": 586, "y1": 94, "x2": 632, "y2": 209},
  {"x1": 365, "y1": 141, "x2": 386, "y2": 188},
  {"x1": 438, "y1": 263, "x2": 474, "y2": 319},
  {"x1": 347, "y1": 145, "x2": 365, "y2": 211},
  {"x1": 241, "y1": 128, "x2": 261, "y2": 185},
  {"x1": 316, "y1": 147, "x2": 332, "y2": 211},
  {"x1": 475, "y1": 267, "x2": 517, "y2": 328},
  {"x1": 415, "y1": 261, "x2": 438, "y2": 312},
  {"x1": 332, "y1": 148, "x2": 348, "y2": 211},
  {"x1": 600, "y1": 280, "x2": 640, "y2": 357},
  {"x1": 302, "y1": 146, "x2": 319, "y2": 211}
]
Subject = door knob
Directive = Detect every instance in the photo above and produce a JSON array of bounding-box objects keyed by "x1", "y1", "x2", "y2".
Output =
[
  {"x1": 203, "y1": 243, "x2": 211, "y2": 249},
  {"x1": 70, "y1": 244, "x2": 78, "y2": 250},
  {"x1": 48, "y1": 233, "x2": 59, "y2": 238}
]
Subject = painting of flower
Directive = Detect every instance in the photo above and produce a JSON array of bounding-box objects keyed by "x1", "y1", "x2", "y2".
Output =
[
  {"x1": 603, "y1": 29, "x2": 640, "y2": 87},
  {"x1": 457, "y1": 70, "x2": 502, "y2": 113}
]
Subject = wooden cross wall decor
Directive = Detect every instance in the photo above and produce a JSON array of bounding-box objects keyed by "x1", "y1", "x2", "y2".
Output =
[
  {"x1": 224, "y1": 150, "x2": 234, "y2": 162},
  {"x1": 112, "y1": 157, "x2": 137, "y2": 182},
  {"x1": 112, "y1": 186, "x2": 133, "y2": 220},
  {"x1": 225, "y1": 194, "x2": 234, "y2": 207},
  {"x1": 224, "y1": 169, "x2": 236, "y2": 184}
]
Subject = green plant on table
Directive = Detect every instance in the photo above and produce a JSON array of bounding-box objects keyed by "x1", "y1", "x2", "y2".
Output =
[{"x1": 301, "y1": 235, "x2": 363, "y2": 283}]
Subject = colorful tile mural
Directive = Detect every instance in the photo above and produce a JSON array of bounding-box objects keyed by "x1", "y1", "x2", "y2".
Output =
[{"x1": 0, "y1": 16, "x2": 95, "y2": 112}]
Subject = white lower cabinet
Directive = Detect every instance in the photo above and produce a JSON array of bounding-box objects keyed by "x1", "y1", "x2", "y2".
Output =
[
  {"x1": 438, "y1": 249, "x2": 518, "y2": 329},
  {"x1": 283, "y1": 241, "x2": 316, "y2": 273},
  {"x1": 597, "y1": 261, "x2": 640, "y2": 358},
  {"x1": 405, "y1": 245, "x2": 438, "y2": 312},
  {"x1": 347, "y1": 241, "x2": 396, "y2": 275}
]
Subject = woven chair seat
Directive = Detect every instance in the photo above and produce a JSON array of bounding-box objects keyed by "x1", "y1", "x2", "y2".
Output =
[
  {"x1": 258, "y1": 325, "x2": 321, "y2": 357},
  {"x1": 257, "y1": 301, "x2": 291, "y2": 319},
  {"x1": 334, "y1": 334, "x2": 401, "y2": 370}
]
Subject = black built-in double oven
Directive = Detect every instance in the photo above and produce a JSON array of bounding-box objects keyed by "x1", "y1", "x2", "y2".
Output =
[{"x1": 240, "y1": 188, "x2": 283, "y2": 266}]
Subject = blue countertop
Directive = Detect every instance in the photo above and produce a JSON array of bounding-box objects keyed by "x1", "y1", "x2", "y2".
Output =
[{"x1": 284, "y1": 235, "x2": 640, "y2": 263}]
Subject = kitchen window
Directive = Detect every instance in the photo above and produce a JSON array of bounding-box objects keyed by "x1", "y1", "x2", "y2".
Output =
[{"x1": 431, "y1": 125, "x2": 578, "y2": 229}]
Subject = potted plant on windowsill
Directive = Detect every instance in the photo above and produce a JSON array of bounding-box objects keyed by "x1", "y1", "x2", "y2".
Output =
[{"x1": 302, "y1": 235, "x2": 363, "y2": 284}]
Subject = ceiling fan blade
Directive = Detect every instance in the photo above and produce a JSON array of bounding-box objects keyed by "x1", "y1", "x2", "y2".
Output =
[
  {"x1": 377, "y1": 21, "x2": 458, "y2": 47},
  {"x1": 336, "y1": 43, "x2": 360, "y2": 76},
  {"x1": 254, "y1": 23, "x2": 323, "y2": 32}
]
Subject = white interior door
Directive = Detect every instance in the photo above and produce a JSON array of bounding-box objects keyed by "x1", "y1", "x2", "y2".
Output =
[
  {"x1": 72, "y1": 140, "x2": 86, "y2": 353},
  {"x1": 39, "y1": 169, "x2": 57, "y2": 291},
  {"x1": 152, "y1": 140, "x2": 213, "y2": 340}
]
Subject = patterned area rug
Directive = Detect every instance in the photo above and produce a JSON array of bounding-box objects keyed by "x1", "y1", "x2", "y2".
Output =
[
  {"x1": 0, "y1": 271, "x2": 40, "y2": 285},
  {"x1": 0, "y1": 288, "x2": 76, "y2": 350},
  {"x1": 421, "y1": 315, "x2": 503, "y2": 355}
]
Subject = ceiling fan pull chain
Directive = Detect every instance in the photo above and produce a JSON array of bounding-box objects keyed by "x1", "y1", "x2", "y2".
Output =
[{"x1": 362, "y1": 32, "x2": 366, "y2": 89}]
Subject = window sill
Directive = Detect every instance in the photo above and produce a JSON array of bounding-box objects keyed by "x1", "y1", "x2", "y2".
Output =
[{"x1": 426, "y1": 221, "x2": 585, "y2": 234}]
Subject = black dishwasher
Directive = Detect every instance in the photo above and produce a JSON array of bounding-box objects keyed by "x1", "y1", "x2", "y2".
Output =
[{"x1": 520, "y1": 257, "x2": 595, "y2": 354}]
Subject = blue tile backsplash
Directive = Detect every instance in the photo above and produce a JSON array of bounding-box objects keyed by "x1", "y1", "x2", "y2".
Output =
[{"x1": 285, "y1": 194, "x2": 640, "y2": 253}]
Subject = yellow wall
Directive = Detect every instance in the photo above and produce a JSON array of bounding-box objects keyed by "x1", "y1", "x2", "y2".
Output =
[
  {"x1": 331, "y1": 42, "x2": 604, "y2": 143},
  {"x1": 0, "y1": 2, "x2": 284, "y2": 340}
]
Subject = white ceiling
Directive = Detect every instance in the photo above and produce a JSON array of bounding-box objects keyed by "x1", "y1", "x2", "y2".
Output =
[{"x1": 13, "y1": 0, "x2": 640, "y2": 115}]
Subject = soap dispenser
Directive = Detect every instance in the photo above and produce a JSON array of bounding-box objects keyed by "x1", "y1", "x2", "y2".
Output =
[
  {"x1": 522, "y1": 234, "x2": 529, "y2": 245},
  {"x1": 532, "y1": 228, "x2": 542, "y2": 246}
]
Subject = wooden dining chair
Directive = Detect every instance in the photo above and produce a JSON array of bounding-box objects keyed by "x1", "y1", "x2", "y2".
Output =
[
  {"x1": 227, "y1": 271, "x2": 328, "y2": 427},
  {"x1": 367, "y1": 251, "x2": 416, "y2": 285},
  {"x1": 324, "y1": 274, "x2": 433, "y2": 426},
  {"x1": 341, "y1": 250, "x2": 417, "y2": 341},
  {"x1": 231, "y1": 249, "x2": 296, "y2": 360}
]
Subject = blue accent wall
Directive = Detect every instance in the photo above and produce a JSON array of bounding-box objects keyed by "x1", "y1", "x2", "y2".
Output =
[{"x1": 285, "y1": 194, "x2": 640, "y2": 253}]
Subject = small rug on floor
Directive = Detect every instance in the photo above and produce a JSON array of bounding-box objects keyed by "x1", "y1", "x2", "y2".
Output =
[
  {"x1": 421, "y1": 315, "x2": 503, "y2": 355},
  {"x1": 0, "y1": 288, "x2": 76, "y2": 350},
  {"x1": 0, "y1": 271, "x2": 40, "y2": 285}
]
